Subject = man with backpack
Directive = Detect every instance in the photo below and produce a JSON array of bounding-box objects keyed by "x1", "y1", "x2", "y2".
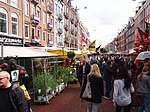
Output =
[{"x1": 0, "y1": 71, "x2": 28, "y2": 112}]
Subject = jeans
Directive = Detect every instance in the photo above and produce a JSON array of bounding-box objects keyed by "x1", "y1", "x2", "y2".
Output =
[
  {"x1": 105, "y1": 80, "x2": 112, "y2": 98},
  {"x1": 116, "y1": 103, "x2": 131, "y2": 112},
  {"x1": 137, "y1": 93, "x2": 150, "y2": 112},
  {"x1": 86, "y1": 102, "x2": 99, "y2": 112}
]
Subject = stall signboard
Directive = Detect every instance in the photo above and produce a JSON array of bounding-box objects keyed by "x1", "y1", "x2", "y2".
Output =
[{"x1": 0, "y1": 35, "x2": 23, "y2": 46}]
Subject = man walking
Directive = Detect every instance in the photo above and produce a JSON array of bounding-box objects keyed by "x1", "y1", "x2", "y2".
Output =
[
  {"x1": 0, "y1": 71, "x2": 28, "y2": 112},
  {"x1": 103, "y1": 61, "x2": 113, "y2": 99}
]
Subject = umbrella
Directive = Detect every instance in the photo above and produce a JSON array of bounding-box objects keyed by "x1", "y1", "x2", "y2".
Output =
[{"x1": 136, "y1": 51, "x2": 150, "y2": 60}]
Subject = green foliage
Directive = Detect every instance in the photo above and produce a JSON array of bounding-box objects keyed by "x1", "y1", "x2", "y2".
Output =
[
  {"x1": 33, "y1": 73, "x2": 47, "y2": 95},
  {"x1": 68, "y1": 77, "x2": 78, "y2": 84},
  {"x1": 67, "y1": 51, "x2": 75, "y2": 59},
  {"x1": 33, "y1": 66, "x2": 78, "y2": 96},
  {"x1": 100, "y1": 47, "x2": 108, "y2": 53}
]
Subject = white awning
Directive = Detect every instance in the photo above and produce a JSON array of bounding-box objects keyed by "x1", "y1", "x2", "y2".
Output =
[{"x1": 0, "y1": 46, "x2": 57, "y2": 58}]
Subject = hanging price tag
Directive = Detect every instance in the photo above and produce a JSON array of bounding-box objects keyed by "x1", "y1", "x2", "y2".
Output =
[{"x1": 11, "y1": 70, "x2": 19, "y2": 82}]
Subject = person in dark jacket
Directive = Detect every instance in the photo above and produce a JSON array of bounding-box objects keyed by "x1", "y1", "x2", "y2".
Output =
[
  {"x1": 79, "y1": 59, "x2": 91, "y2": 86},
  {"x1": 0, "y1": 71, "x2": 28, "y2": 112},
  {"x1": 76, "y1": 61, "x2": 82, "y2": 87},
  {"x1": 80, "y1": 64, "x2": 104, "y2": 112},
  {"x1": 103, "y1": 61, "x2": 113, "y2": 99}
]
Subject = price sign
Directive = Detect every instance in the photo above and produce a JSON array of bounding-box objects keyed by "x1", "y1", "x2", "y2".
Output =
[{"x1": 11, "y1": 70, "x2": 19, "y2": 82}]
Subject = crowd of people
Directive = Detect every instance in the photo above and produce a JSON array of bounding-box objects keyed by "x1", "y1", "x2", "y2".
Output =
[
  {"x1": 77, "y1": 54, "x2": 150, "y2": 112},
  {"x1": 0, "y1": 54, "x2": 149, "y2": 112}
]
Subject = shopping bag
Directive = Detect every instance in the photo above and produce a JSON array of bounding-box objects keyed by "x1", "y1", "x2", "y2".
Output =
[
  {"x1": 131, "y1": 92, "x2": 144, "y2": 107},
  {"x1": 20, "y1": 84, "x2": 31, "y2": 101},
  {"x1": 82, "y1": 75, "x2": 91, "y2": 99}
]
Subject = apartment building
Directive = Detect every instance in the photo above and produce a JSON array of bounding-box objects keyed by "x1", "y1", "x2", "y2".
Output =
[
  {"x1": 63, "y1": 0, "x2": 80, "y2": 50},
  {"x1": 0, "y1": 0, "x2": 54, "y2": 47},
  {"x1": 24, "y1": 0, "x2": 54, "y2": 47},
  {"x1": 0, "y1": 0, "x2": 90, "y2": 50},
  {"x1": 54, "y1": 0, "x2": 64, "y2": 47},
  {"x1": 106, "y1": 0, "x2": 150, "y2": 54},
  {"x1": 0, "y1": 0, "x2": 23, "y2": 46}
]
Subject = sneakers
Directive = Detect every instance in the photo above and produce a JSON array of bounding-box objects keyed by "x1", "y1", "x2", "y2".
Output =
[{"x1": 103, "y1": 96, "x2": 110, "y2": 100}]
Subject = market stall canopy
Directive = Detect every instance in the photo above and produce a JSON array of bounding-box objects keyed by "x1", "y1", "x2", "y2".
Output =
[
  {"x1": 0, "y1": 46, "x2": 57, "y2": 58},
  {"x1": 44, "y1": 47, "x2": 68, "y2": 58},
  {"x1": 74, "y1": 50, "x2": 82, "y2": 56},
  {"x1": 136, "y1": 51, "x2": 150, "y2": 60}
]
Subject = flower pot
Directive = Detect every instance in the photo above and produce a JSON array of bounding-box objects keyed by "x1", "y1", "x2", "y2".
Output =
[{"x1": 37, "y1": 96, "x2": 42, "y2": 101}]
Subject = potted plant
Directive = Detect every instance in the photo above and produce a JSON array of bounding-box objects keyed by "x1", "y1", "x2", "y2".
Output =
[{"x1": 33, "y1": 73, "x2": 48, "y2": 100}]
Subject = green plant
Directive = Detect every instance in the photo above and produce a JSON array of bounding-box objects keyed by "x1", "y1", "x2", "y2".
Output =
[
  {"x1": 33, "y1": 73, "x2": 48, "y2": 95},
  {"x1": 67, "y1": 51, "x2": 75, "y2": 59}
]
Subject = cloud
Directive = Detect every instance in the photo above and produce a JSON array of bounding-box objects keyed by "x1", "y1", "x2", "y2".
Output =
[{"x1": 72, "y1": 0, "x2": 143, "y2": 47}]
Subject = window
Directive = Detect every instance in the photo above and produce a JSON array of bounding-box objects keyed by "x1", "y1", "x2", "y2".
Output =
[
  {"x1": 37, "y1": 28, "x2": 41, "y2": 38},
  {"x1": 42, "y1": 0, "x2": 46, "y2": 6},
  {"x1": 31, "y1": 4, "x2": 35, "y2": 15},
  {"x1": 0, "y1": 8, "x2": 7, "y2": 34},
  {"x1": 25, "y1": 0, "x2": 29, "y2": 16},
  {"x1": 11, "y1": 13, "x2": 18, "y2": 35},
  {"x1": 37, "y1": 7, "x2": 40, "y2": 18},
  {"x1": 0, "y1": 0, "x2": 7, "y2": 3},
  {"x1": 32, "y1": 26, "x2": 35, "y2": 39},
  {"x1": 47, "y1": 14, "x2": 50, "y2": 23},
  {"x1": 25, "y1": 24, "x2": 29, "y2": 38},
  {"x1": 48, "y1": 33, "x2": 51, "y2": 40},
  {"x1": 11, "y1": 0, "x2": 18, "y2": 7},
  {"x1": 43, "y1": 11, "x2": 46, "y2": 24},
  {"x1": 43, "y1": 30, "x2": 46, "y2": 41}
]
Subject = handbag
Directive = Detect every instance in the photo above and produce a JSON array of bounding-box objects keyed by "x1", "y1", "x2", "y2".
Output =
[
  {"x1": 82, "y1": 75, "x2": 91, "y2": 99},
  {"x1": 131, "y1": 92, "x2": 144, "y2": 107}
]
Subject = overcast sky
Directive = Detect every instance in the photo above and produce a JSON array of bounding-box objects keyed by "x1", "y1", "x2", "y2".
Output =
[{"x1": 72, "y1": 0, "x2": 144, "y2": 47}]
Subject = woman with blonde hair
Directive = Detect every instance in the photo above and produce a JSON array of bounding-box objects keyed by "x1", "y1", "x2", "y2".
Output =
[{"x1": 80, "y1": 64, "x2": 104, "y2": 112}]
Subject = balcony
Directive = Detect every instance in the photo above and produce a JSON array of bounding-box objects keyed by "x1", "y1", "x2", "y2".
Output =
[
  {"x1": 71, "y1": 29, "x2": 74, "y2": 35},
  {"x1": 64, "y1": 24, "x2": 69, "y2": 31},
  {"x1": 75, "y1": 31, "x2": 78, "y2": 36},
  {"x1": 32, "y1": 36, "x2": 40, "y2": 43},
  {"x1": 71, "y1": 18, "x2": 74, "y2": 24},
  {"x1": 57, "y1": 13, "x2": 63, "y2": 21},
  {"x1": 31, "y1": 0, "x2": 39, "y2": 4},
  {"x1": 75, "y1": 20, "x2": 78, "y2": 27},
  {"x1": 58, "y1": 28, "x2": 63, "y2": 34},
  {"x1": 64, "y1": 12, "x2": 69, "y2": 19},
  {"x1": 47, "y1": 4, "x2": 52, "y2": 14},
  {"x1": 47, "y1": 23, "x2": 53, "y2": 30},
  {"x1": 31, "y1": 14, "x2": 40, "y2": 24}
]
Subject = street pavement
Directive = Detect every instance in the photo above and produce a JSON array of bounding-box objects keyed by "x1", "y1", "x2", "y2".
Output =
[{"x1": 31, "y1": 83, "x2": 137, "y2": 112}]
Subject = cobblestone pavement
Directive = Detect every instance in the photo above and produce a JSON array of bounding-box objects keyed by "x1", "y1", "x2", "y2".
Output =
[{"x1": 31, "y1": 83, "x2": 137, "y2": 112}]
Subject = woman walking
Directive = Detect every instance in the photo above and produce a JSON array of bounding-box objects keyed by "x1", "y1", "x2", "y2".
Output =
[
  {"x1": 136, "y1": 65, "x2": 150, "y2": 112},
  {"x1": 80, "y1": 64, "x2": 104, "y2": 112},
  {"x1": 113, "y1": 61, "x2": 134, "y2": 112}
]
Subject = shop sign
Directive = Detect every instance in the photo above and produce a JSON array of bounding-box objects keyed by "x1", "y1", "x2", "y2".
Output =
[{"x1": 0, "y1": 35, "x2": 23, "y2": 46}]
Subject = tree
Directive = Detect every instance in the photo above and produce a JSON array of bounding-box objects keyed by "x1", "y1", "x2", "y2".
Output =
[{"x1": 67, "y1": 51, "x2": 75, "y2": 59}]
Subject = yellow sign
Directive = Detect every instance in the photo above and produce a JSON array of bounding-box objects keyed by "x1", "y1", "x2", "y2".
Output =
[{"x1": 89, "y1": 40, "x2": 96, "y2": 51}]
